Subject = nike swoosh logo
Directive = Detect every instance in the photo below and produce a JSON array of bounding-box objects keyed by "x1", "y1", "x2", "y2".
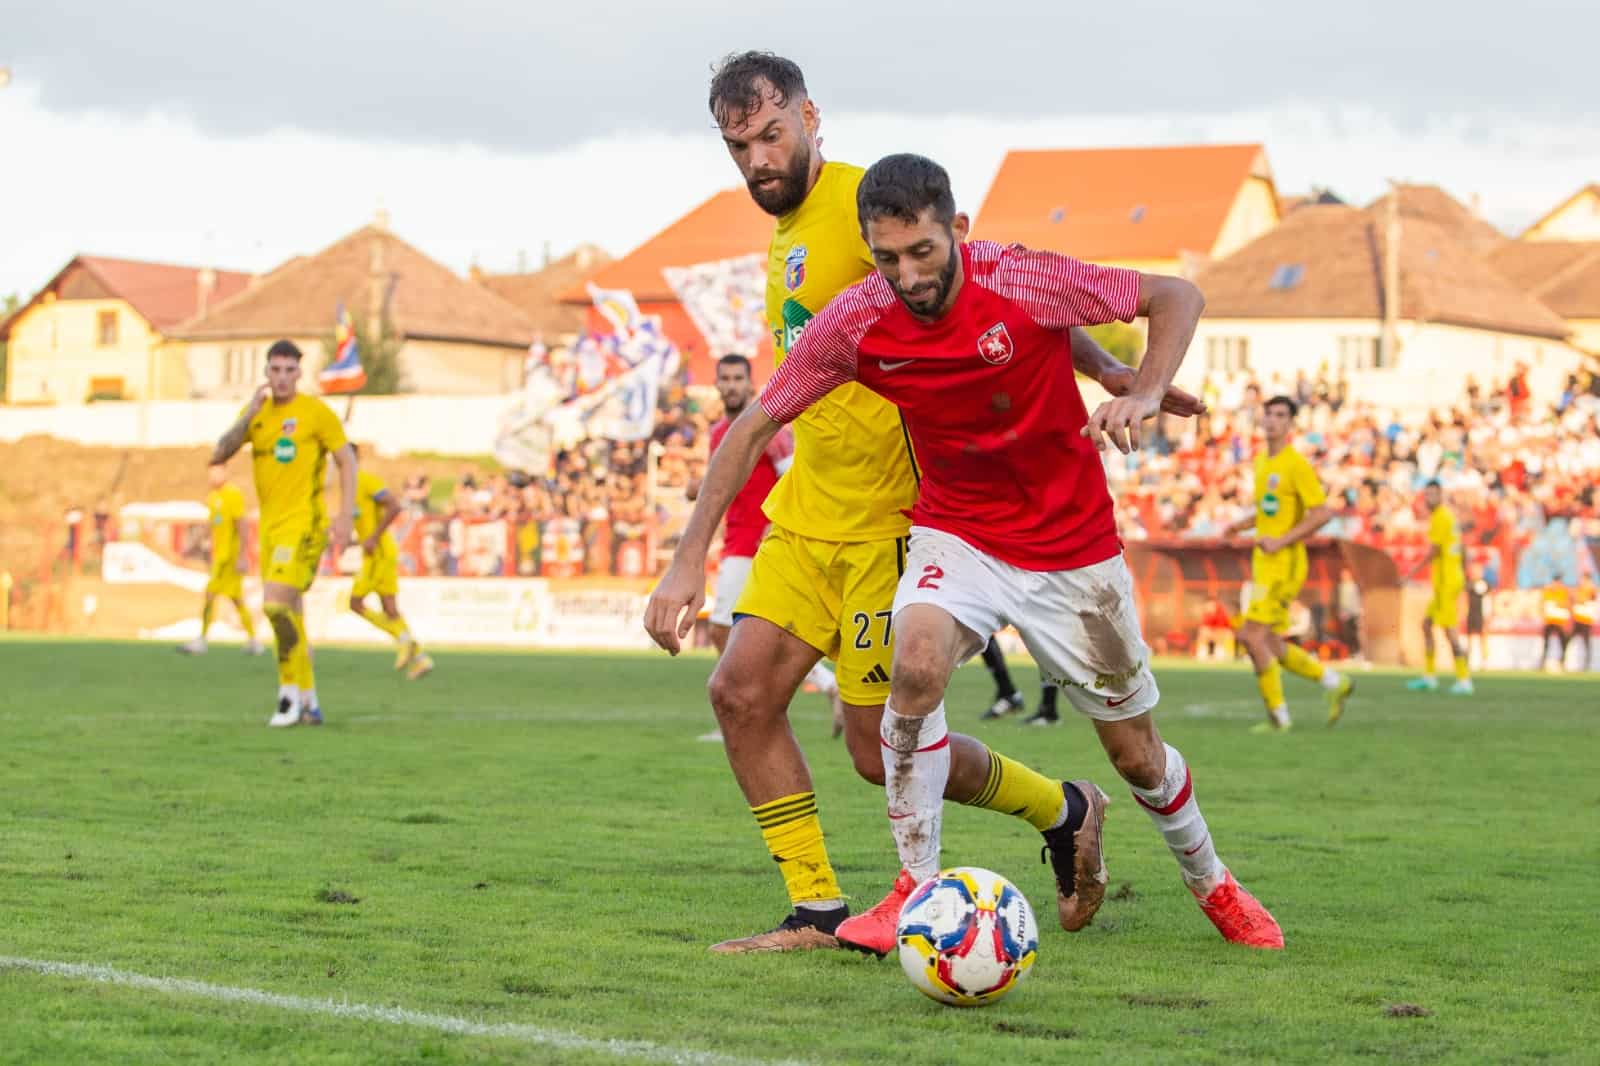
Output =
[
  {"x1": 878, "y1": 359, "x2": 914, "y2": 371},
  {"x1": 1183, "y1": 837, "x2": 1208, "y2": 856},
  {"x1": 888, "y1": 811, "x2": 915, "y2": 821},
  {"x1": 1105, "y1": 686, "x2": 1143, "y2": 708}
]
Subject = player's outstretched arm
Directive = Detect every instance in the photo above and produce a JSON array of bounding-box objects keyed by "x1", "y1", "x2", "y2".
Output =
[
  {"x1": 211, "y1": 385, "x2": 269, "y2": 465},
  {"x1": 644, "y1": 405, "x2": 784, "y2": 655},
  {"x1": 1083, "y1": 275, "x2": 1204, "y2": 453},
  {"x1": 330, "y1": 443, "x2": 357, "y2": 550}
]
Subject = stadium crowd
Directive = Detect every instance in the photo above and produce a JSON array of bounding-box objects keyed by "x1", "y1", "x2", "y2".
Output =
[
  {"x1": 200, "y1": 362, "x2": 1583, "y2": 590},
  {"x1": 1104, "y1": 366, "x2": 1600, "y2": 589}
]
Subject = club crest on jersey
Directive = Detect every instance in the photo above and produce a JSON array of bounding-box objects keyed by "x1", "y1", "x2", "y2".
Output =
[
  {"x1": 1267, "y1": 472, "x2": 1281, "y2": 489},
  {"x1": 281, "y1": 418, "x2": 298, "y2": 435},
  {"x1": 784, "y1": 245, "x2": 808, "y2": 291},
  {"x1": 978, "y1": 322, "x2": 1014, "y2": 365}
]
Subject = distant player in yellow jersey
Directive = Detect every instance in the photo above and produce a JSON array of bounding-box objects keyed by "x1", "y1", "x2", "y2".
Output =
[
  {"x1": 647, "y1": 51, "x2": 1202, "y2": 955},
  {"x1": 177, "y1": 462, "x2": 266, "y2": 656},
  {"x1": 1406, "y1": 481, "x2": 1473, "y2": 693},
  {"x1": 212, "y1": 340, "x2": 356, "y2": 728},
  {"x1": 347, "y1": 444, "x2": 433, "y2": 679},
  {"x1": 1227, "y1": 395, "x2": 1354, "y2": 732}
]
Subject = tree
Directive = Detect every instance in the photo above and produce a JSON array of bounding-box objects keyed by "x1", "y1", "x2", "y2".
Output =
[
  {"x1": 1084, "y1": 322, "x2": 1144, "y2": 367},
  {"x1": 0, "y1": 293, "x2": 19, "y2": 398},
  {"x1": 321, "y1": 313, "x2": 406, "y2": 395}
]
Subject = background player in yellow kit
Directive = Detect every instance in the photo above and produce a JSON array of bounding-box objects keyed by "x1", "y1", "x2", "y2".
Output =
[
  {"x1": 177, "y1": 462, "x2": 265, "y2": 656},
  {"x1": 347, "y1": 444, "x2": 432, "y2": 680},
  {"x1": 211, "y1": 339, "x2": 356, "y2": 728},
  {"x1": 1228, "y1": 395, "x2": 1354, "y2": 732},
  {"x1": 1407, "y1": 481, "x2": 1473, "y2": 693}
]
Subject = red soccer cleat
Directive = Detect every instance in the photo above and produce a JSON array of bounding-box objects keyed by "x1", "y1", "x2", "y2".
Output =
[
  {"x1": 1192, "y1": 869, "x2": 1284, "y2": 950},
  {"x1": 836, "y1": 869, "x2": 919, "y2": 958}
]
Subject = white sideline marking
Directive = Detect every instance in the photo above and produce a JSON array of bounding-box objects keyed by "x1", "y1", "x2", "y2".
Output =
[{"x1": 0, "y1": 956, "x2": 810, "y2": 1066}]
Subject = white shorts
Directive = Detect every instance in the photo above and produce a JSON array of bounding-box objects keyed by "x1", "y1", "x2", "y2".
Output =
[
  {"x1": 893, "y1": 526, "x2": 1159, "y2": 722},
  {"x1": 709, "y1": 554, "x2": 754, "y2": 628}
]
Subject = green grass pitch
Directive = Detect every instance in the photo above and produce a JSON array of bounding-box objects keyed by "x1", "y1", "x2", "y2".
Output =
[{"x1": 1, "y1": 638, "x2": 1596, "y2": 1064}]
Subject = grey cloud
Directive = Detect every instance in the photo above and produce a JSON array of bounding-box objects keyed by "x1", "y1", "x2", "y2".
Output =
[{"x1": 7, "y1": 1, "x2": 1594, "y2": 151}]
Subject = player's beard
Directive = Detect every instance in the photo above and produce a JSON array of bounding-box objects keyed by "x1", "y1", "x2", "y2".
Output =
[
  {"x1": 746, "y1": 141, "x2": 812, "y2": 217},
  {"x1": 895, "y1": 248, "x2": 960, "y2": 319}
]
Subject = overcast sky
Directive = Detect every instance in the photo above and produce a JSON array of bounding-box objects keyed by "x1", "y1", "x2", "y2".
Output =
[{"x1": 3, "y1": 1, "x2": 1597, "y2": 298}]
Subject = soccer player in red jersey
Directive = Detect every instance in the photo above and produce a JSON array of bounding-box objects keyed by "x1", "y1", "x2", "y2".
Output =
[{"x1": 647, "y1": 154, "x2": 1283, "y2": 951}]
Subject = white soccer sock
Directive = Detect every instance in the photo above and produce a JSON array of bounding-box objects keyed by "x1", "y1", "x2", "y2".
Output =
[
  {"x1": 879, "y1": 700, "x2": 950, "y2": 884},
  {"x1": 1320, "y1": 668, "x2": 1343, "y2": 691},
  {"x1": 1130, "y1": 744, "x2": 1223, "y2": 889},
  {"x1": 804, "y1": 661, "x2": 838, "y2": 695},
  {"x1": 302, "y1": 687, "x2": 317, "y2": 710}
]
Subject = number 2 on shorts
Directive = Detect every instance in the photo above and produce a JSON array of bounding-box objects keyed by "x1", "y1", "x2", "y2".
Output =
[{"x1": 917, "y1": 564, "x2": 944, "y2": 590}]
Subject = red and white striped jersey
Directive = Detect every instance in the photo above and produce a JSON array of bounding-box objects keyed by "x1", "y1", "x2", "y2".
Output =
[{"x1": 760, "y1": 240, "x2": 1140, "y2": 571}]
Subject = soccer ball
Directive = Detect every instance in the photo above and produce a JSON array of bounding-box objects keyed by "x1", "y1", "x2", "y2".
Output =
[{"x1": 896, "y1": 866, "x2": 1039, "y2": 1008}]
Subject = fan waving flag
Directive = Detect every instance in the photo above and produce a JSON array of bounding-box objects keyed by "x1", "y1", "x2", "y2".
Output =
[{"x1": 320, "y1": 304, "x2": 368, "y2": 394}]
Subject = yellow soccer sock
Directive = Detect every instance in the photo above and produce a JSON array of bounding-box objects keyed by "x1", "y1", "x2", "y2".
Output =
[
  {"x1": 1454, "y1": 656, "x2": 1470, "y2": 682},
  {"x1": 964, "y1": 747, "x2": 1065, "y2": 832},
  {"x1": 753, "y1": 792, "x2": 843, "y2": 907},
  {"x1": 1256, "y1": 662, "x2": 1286, "y2": 713},
  {"x1": 289, "y1": 610, "x2": 315, "y2": 693},
  {"x1": 231, "y1": 597, "x2": 257, "y2": 640},
  {"x1": 354, "y1": 604, "x2": 414, "y2": 644},
  {"x1": 200, "y1": 596, "x2": 215, "y2": 639},
  {"x1": 1423, "y1": 651, "x2": 1437, "y2": 677},
  {"x1": 1280, "y1": 643, "x2": 1326, "y2": 684},
  {"x1": 263, "y1": 603, "x2": 298, "y2": 687}
]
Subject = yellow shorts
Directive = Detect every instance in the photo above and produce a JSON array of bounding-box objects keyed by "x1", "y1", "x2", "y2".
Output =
[
  {"x1": 206, "y1": 562, "x2": 243, "y2": 600},
  {"x1": 1427, "y1": 582, "x2": 1462, "y2": 630},
  {"x1": 1244, "y1": 550, "x2": 1307, "y2": 633},
  {"x1": 353, "y1": 549, "x2": 400, "y2": 598},
  {"x1": 733, "y1": 525, "x2": 909, "y2": 705},
  {"x1": 261, "y1": 526, "x2": 327, "y2": 592}
]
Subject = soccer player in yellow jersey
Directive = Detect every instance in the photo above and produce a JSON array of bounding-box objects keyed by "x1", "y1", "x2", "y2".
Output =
[
  {"x1": 1406, "y1": 481, "x2": 1473, "y2": 693},
  {"x1": 1227, "y1": 395, "x2": 1354, "y2": 732},
  {"x1": 347, "y1": 444, "x2": 433, "y2": 679},
  {"x1": 647, "y1": 52, "x2": 1203, "y2": 954},
  {"x1": 177, "y1": 462, "x2": 265, "y2": 656},
  {"x1": 212, "y1": 340, "x2": 356, "y2": 728}
]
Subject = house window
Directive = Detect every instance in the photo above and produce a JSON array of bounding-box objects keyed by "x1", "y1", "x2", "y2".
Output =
[
  {"x1": 97, "y1": 310, "x2": 119, "y2": 347},
  {"x1": 1337, "y1": 335, "x2": 1383, "y2": 371},
  {"x1": 1268, "y1": 263, "x2": 1305, "y2": 290},
  {"x1": 1205, "y1": 336, "x2": 1251, "y2": 375}
]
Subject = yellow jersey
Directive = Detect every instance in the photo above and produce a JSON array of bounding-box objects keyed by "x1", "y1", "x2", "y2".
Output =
[
  {"x1": 355, "y1": 469, "x2": 398, "y2": 557},
  {"x1": 1252, "y1": 445, "x2": 1325, "y2": 569},
  {"x1": 247, "y1": 393, "x2": 348, "y2": 533},
  {"x1": 206, "y1": 483, "x2": 247, "y2": 565},
  {"x1": 763, "y1": 160, "x2": 918, "y2": 542},
  {"x1": 1427, "y1": 503, "x2": 1465, "y2": 588}
]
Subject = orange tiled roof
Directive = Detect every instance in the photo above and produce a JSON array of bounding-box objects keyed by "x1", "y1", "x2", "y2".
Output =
[
  {"x1": 562, "y1": 189, "x2": 773, "y2": 303},
  {"x1": 1, "y1": 255, "x2": 254, "y2": 339},
  {"x1": 1488, "y1": 240, "x2": 1600, "y2": 318},
  {"x1": 972, "y1": 144, "x2": 1270, "y2": 261},
  {"x1": 175, "y1": 225, "x2": 535, "y2": 347},
  {"x1": 1195, "y1": 202, "x2": 1569, "y2": 340},
  {"x1": 476, "y1": 245, "x2": 612, "y2": 337}
]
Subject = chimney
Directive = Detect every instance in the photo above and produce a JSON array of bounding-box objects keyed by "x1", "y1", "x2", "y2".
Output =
[
  {"x1": 542, "y1": 240, "x2": 552, "y2": 268},
  {"x1": 576, "y1": 244, "x2": 594, "y2": 270},
  {"x1": 373, "y1": 206, "x2": 391, "y2": 232},
  {"x1": 196, "y1": 267, "x2": 217, "y2": 317},
  {"x1": 1380, "y1": 181, "x2": 1401, "y2": 369},
  {"x1": 368, "y1": 236, "x2": 387, "y2": 338}
]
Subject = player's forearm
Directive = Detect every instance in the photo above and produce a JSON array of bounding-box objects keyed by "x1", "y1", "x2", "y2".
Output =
[
  {"x1": 211, "y1": 414, "x2": 251, "y2": 465},
  {"x1": 1068, "y1": 327, "x2": 1121, "y2": 383},
  {"x1": 1281, "y1": 504, "x2": 1333, "y2": 547},
  {"x1": 674, "y1": 408, "x2": 780, "y2": 563},
  {"x1": 374, "y1": 501, "x2": 401, "y2": 539},
  {"x1": 1132, "y1": 276, "x2": 1204, "y2": 396},
  {"x1": 1227, "y1": 515, "x2": 1256, "y2": 537}
]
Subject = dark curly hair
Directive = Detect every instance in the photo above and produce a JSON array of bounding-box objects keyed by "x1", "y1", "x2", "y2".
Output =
[{"x1": 708, "y1": 51, "x2": 807, "y2": 128}]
